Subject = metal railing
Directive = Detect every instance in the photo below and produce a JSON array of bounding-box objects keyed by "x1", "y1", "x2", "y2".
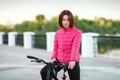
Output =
[
  {"x1": 16, "y1": 34, "x2": 23, "y2": 46},
  {"x1": 3, "y1": 34, "x2": 8, "y2": 44},
  {"x1": 33, "y1": 34, "x2": 46, "y2": 49},
  {"x1": 93, "y1": 36, "x2": 120, "y2": 54},
  {"x1": 3, "y1": 34, "x2": 46, "y2": 49}
]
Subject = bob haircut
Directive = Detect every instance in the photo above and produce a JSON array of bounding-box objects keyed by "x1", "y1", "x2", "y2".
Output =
[{"x1": 59, "y1": 10, "x2": 74, "y2": 28}]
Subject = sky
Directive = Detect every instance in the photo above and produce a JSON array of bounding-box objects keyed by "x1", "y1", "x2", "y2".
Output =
[{"x1": 0, "y1": 0, "x2": 120, "y2": 25}]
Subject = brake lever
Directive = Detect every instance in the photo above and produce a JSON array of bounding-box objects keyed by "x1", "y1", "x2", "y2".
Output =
[
  {"x1": 61, "y1": 63, "x2": 68, "y2": 71},
  {"x1": 31, "y1": 60, "x2": 37, "y2": 62}
]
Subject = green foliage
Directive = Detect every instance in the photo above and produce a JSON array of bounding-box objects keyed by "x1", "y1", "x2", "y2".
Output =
[
  {"x1": 14, "y1": 21, "x2": 41, "y2": 34},
  {"x1": 0, "y1": 25, "x2": 13, "y2": 33},
  {"x1": 40, "y1": 20, "x2": 59, "y2": 33},
  {"x1": 0, "y1": 25, "x2": 7, "y2": 32},
  {"x1": 36, "y1": 14, "x2": 45, "y2": 24},
  {"x1": 0, "y1": 14, "x2": 120, "y2": 35}
]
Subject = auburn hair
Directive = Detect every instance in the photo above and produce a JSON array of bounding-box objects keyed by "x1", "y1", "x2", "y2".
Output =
[{"x1": 59, "y1": 10, "x2": 74, "y2": 28}]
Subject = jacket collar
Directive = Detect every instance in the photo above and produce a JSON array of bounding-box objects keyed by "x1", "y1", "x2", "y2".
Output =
[{"x1": 62, "y1": 27, "x2": 73, "y2": 31}]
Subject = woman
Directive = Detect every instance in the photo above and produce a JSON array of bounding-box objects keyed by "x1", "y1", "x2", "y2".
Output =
[{"x1": 41, "y1": 10, "x2": 82, "y2": 80}]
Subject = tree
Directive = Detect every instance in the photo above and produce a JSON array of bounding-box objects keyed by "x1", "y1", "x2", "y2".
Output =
[
  {"x1": 14, "y1": 21, "x2": 40, "y2": 34},
  {"x1": 36, "y1": 14, "x2": 45, "y2": 24},
  {"x1": 40, "y1": 16, "x2": 59, "y2": 33}
]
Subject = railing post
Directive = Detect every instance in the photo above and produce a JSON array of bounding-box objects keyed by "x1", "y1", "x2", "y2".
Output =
[
  {"x1": 46, "y1": 32, "x2": 55, "y2": 52},
  {"x1": 8, "y1": 32, "x2": 18, "y2": 46},
  {"x1": 0, "y1": 32, "x2": 5, "y2": 45},
  {"x1": 82, "y1": 32, "x2": 99, "y2": 57},
  {"x1": 23, "y1": 32, "x2": 35, "y2": 49}
]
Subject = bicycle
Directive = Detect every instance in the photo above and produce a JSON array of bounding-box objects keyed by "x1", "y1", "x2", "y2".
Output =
[{"x1": 27, "y1": 55, "x2": 68, "y2": 80}]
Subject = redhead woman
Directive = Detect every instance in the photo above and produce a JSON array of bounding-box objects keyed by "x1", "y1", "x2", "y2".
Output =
[{"x1": 41, "y1": 10, "x2": 82, "y2": 80}]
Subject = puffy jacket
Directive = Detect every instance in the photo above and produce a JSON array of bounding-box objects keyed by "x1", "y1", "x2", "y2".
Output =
[{"x1": 51, "y1": 27, "x2": 82, "y2": 63}]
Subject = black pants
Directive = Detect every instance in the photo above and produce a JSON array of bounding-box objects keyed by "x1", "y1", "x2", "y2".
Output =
[{"x1": 40, "y1": 62, "x2": 80, "y2": 80}]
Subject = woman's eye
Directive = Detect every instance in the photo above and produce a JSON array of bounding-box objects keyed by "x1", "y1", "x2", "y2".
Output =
[
  {"x1": 62, "y1": 19, "x2": 65, "y2": 20},
  {"x1": 62, "y1": 19, "x2": 69, "y2": 21}
]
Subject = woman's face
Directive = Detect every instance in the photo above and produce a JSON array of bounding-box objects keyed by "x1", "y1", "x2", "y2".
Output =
[{"x1": 62, "y1": 15, "x2": 70, "y2": 28}]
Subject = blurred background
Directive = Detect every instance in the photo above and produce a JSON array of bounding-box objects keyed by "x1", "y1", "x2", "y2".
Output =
[
  {"x1": 0, "y1": 0, "x2": 120, "y2": 80},
  {"x1": 0, "y1": 0, "x2": 120, "y2": 56},
  {"x1": 0, "y1": 0, "x2": 120, "y2": 34}
]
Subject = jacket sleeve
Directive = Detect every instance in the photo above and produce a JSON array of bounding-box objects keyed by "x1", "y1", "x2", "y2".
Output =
[
  {"x1": 51, "y1": 33, "x2": 58, "y2": 59},
  {"x1": 71, "y1": 30, "x2": 82, "y2": 61}
]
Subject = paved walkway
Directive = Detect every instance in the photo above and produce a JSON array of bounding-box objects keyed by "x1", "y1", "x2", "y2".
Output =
[{"x1": 0, "y1": 45, "x2": 120, "y2": 80}]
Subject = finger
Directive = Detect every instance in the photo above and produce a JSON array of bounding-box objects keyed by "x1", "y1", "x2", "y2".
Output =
[
  {"x1": 70, "y1": 65, "x2": 74, "y2": 69},
  {"x1": 68, "y1": 64, "x2": 71, "y2": 69},
  {"x1": 68, "y1": 64, "x2": 73, "y2": 70}
]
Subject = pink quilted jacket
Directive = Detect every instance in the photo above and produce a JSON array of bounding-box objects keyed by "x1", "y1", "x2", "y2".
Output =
[{"x1": 51, "y1": 27, "x2": 82, "y2": 63}]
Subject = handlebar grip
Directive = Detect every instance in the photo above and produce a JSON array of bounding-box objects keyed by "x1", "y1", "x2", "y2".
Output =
[
  {"x1": 27, "y1": 55, "x2": 48, "y2": 63},
  {"x1": 27, "y1": 55, "x2": 38, "y2": 60}
]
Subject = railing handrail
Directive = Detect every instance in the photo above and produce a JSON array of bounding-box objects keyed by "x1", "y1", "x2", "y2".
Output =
[{"x1": 93, "y1": 36, "x2": 120, "y2": 38}]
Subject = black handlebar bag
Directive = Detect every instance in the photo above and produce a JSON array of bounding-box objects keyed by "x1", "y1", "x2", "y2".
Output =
[{"x1": 40, "y1": 63, "x2": 61, "y2": 80}]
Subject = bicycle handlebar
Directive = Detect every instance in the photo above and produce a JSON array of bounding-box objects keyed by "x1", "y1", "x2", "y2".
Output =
[
  {"x1": 27, "y1": 55, "x2": 38, "y2": 59},
  {"x1": 27, "y1": 55, "x2": 68, "y2": 70},
  {"x1": 27, "y1": 55, "x2": 48, "y2": 64}
]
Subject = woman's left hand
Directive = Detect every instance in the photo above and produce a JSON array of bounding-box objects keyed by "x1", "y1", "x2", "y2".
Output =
[{"x1": 68, "y1": 61, "x2": 76, "y2": 70}]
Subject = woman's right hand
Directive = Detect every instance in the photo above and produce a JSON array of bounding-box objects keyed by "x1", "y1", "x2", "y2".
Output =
[{"x1": 51, "y1": 58, "x2": 57, "y2": 63}]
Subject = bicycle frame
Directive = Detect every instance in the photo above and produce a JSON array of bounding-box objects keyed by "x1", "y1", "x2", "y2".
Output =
[{"x1": 27, "y1": 55, "x2": 68, "y2": 80}]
